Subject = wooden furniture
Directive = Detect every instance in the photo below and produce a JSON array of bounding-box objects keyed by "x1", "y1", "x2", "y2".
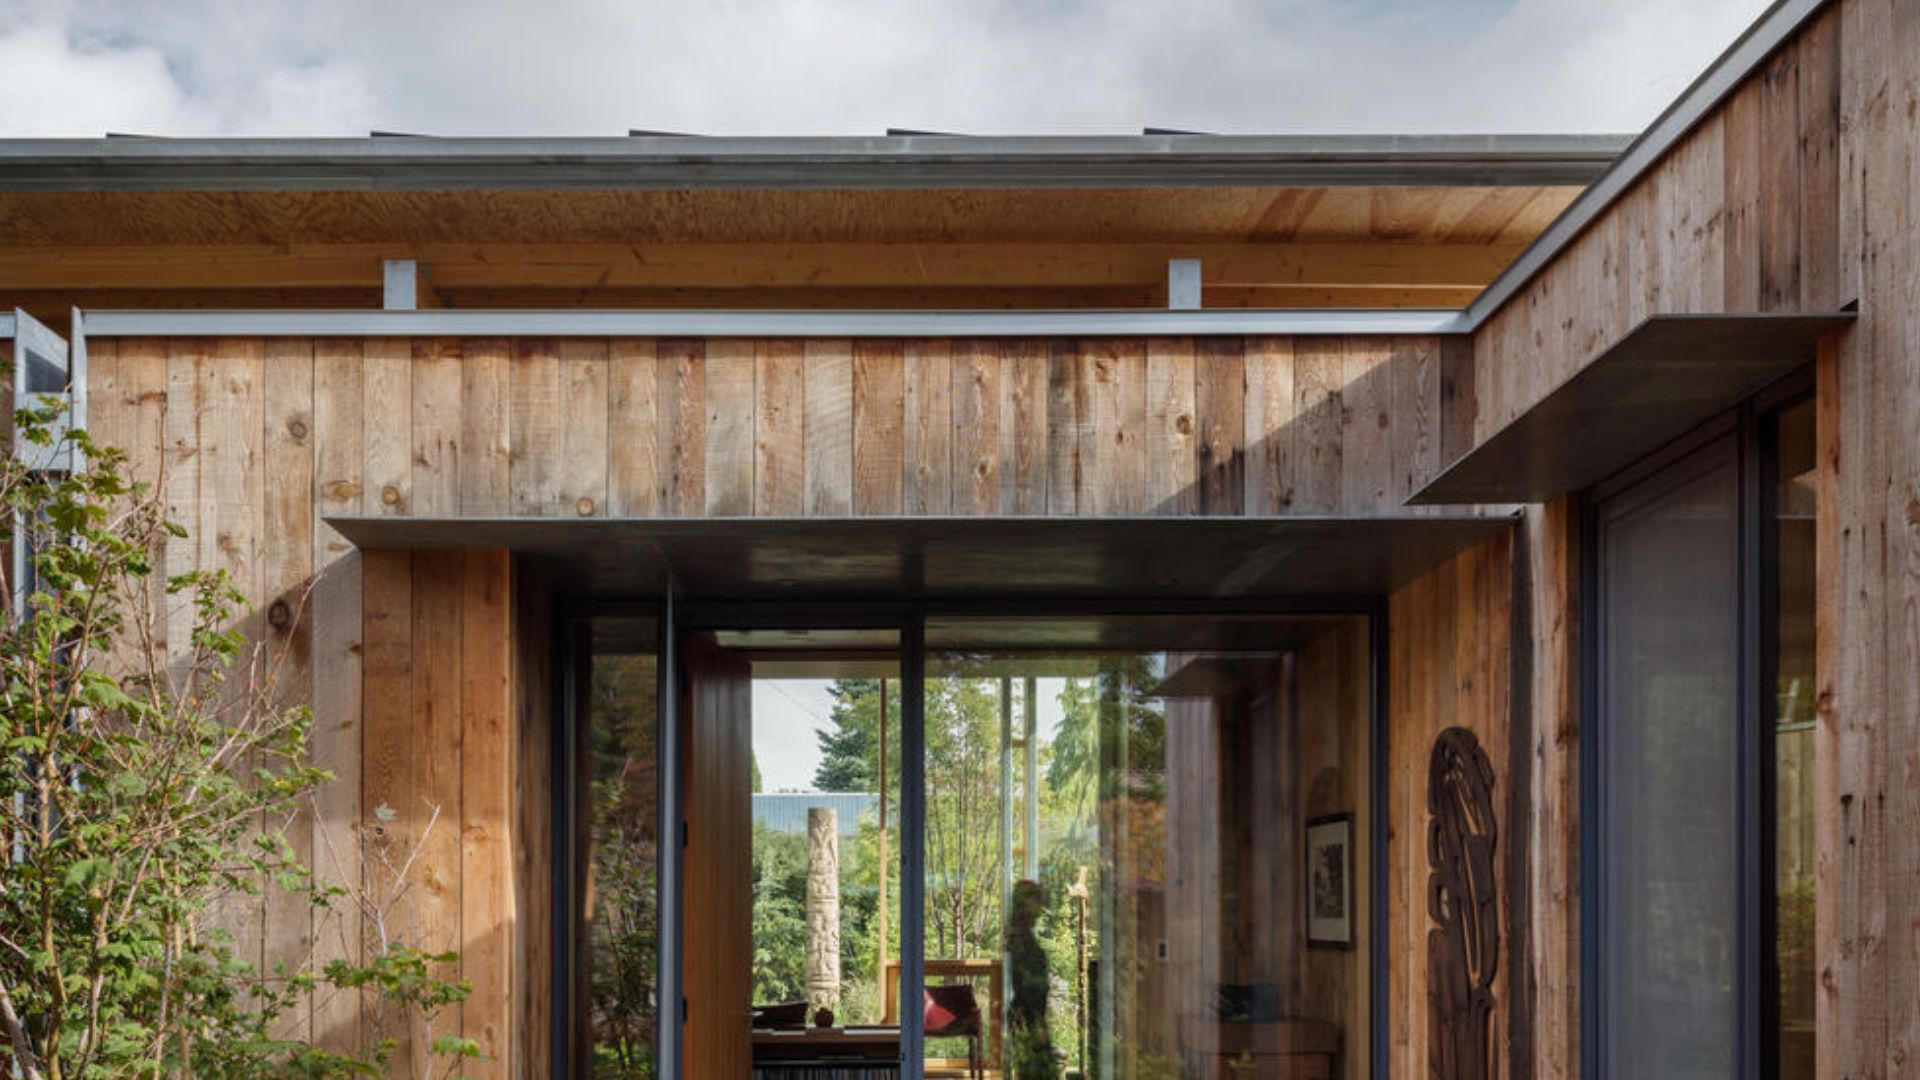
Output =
[
  {"x1": 882, "y1": 958, "x2": 1004, "y2": 1074},
  {"x1": 752, "y1": 1027, "x2": 903, "y2": 1079}
]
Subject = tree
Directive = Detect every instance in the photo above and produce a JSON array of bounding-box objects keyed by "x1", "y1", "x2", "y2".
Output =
[
  {"x1": 0, "y1": 388, "x2": 470, "y2": 1079},
  {"x1": 812, "y1": 679, "x2": 890, "y2": 793}
]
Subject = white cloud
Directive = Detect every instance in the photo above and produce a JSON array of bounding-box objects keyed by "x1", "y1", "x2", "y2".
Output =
[{"x1": 0, "y1": 0, "x2": 1774, "y2": 137}]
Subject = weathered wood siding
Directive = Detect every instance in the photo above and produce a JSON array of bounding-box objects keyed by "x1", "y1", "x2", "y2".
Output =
[
  {"x1": 79, "y1": 331, "x2": 1461, "y2": 1075},
  {"x1": 1457, "y1": 3, "x2": 1920, "y2": 1079}
]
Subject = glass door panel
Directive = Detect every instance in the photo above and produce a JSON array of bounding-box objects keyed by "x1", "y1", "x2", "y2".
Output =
[{"x1": 923, "y1": 614, "x2": 1372, "y2": 1080}]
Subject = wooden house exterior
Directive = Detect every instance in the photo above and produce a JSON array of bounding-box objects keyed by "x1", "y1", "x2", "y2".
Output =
[{"x1": 0, "y1": 1, "x2": 1912, "y2": 1077}]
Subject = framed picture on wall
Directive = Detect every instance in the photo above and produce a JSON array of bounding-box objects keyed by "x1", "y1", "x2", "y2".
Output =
[{"x1": 1306, "y1": 813, "x2": 1354, "y2": 948}]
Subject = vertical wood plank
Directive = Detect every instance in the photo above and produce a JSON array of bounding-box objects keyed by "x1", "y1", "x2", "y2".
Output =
[
  {"x1": 1758, "y1": 49, "x2": 1804, "y2": 312},
  {"x1": 755, "y1": 339, "x2": 805, "y2": 516},
  {"x1": 410, "y1": 551, "x2": 466, "y2": 1076},
  {"x1": 1092, "y1": 339, "x2": 1149, "y2": 517},
  {"x1": 207, "y1": 337, "x2": 268, "y2": 981},
  {"x1": 1145, "y1": 337, "x2": 1197, "y2": 515},
  {"x1": 360, "y1": 549, "x2": 415, "y2": 1063},
  {"x1": 461, "y1": 339, "x2": 512, "y2": 517},
  {"x1": 362, "y1": 338, "x2": 412, "y2": 516},
  {"x1": 1000, "y1": 339, "x2": 1047, "y2": 515},
  {"x1": 509, "y1": 339, "x2": 561, "y2": 517},
  {"x1": 852, "y1": 339, "x2": 905, "y2": 515},
  {"x1": 951, "y1": 339, "x2": 1000, "y2": 516},
  {"x1": 1796, "y1": 9, "x2": 1843, "y2": 312},
  {"x1": 1242, "y1": 336, "x2": 1294, "y2": 515},
  {"x1": 656, "y1": 339, "x2": 706, "y2": 517},
  {"x1": 262, "y1": 337, "x2": 316, "y2": 1038},
  {"x1": 704, "y1": 339, "x2": 755, "y2": 516},
  {"x1": 460, "y1": 549, "x2": 514, "y2": 1080},
  {"x1": 1438, "y1": 336, "x2": 1477, "y2": 471},
  {"x1": 310, "y1": 337, "x2": 364, "y2": 1054},
  {"x1": 903, "y1": 339, "x2": 952, "y2": 515},
  {"x1": 1722, "y1": 79, "x2": 1765, "y2": 311},
  {"x1": 1045, "y1": 339, "x2": 1084, "y2": 515},
  {"x1": 1341, "y1": 338, "x2": 1394, "y2": 513},
  {"x1": 411, "y1": 338, "x2": 462, "y2": 518},
  {"x1": 1391, "y1": 337, "x2": 1440, "y2": 507},
  {"x1": 607, "y1": 339, "x2": 660, "y2": 518},
  {"x1": 557, "y1": 339, "x2": 610, "y2": 518},
  {"x1": 1291, "y1": 338, "x2": 1344, "y2": 514},
  {"x1": 803, "y1": 338, "x2": 855, "y2": 516},
  {"x1": 1194, "y1": 337, "x2": 1245, "y2": 516}
]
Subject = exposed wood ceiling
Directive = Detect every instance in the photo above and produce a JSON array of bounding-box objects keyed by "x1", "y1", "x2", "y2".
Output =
[{"x1": 0, "y1": 185, "x2": 1585, "y2": 317}]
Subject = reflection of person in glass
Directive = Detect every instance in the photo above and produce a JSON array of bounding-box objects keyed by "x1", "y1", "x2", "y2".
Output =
[{"x1": 1006, "y1": 880, "x2": 1059, "y2": 1079}]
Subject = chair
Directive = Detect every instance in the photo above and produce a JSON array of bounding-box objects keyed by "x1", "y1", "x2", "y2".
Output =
[{"x1": 924, "y1": 982, "x2": 985, "y2": 1080}]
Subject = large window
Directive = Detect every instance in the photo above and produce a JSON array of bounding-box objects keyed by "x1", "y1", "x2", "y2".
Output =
[
  {"x1": 573, "y1": 608, "x2": 1379, "y2": 1080},
  {"x1": 922, "y1": 615, "x2": 1373, "y2": 1080},
  {"x1": 1587, "y1": 386, "x2": 1815, "y2": 1080}
]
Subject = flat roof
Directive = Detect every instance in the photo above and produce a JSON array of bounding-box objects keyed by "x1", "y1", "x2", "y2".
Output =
[{"x1": 0, "y1": 133, "x2": 1629, "y2": 191}]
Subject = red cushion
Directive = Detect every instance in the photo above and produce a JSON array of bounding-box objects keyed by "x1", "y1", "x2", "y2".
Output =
[{"x1": 924, "y1": 984, "x2": 981, "y2": 1037}]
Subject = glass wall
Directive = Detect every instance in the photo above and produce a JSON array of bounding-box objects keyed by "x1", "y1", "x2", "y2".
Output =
[
  {"x1": 581, "y1": 618, "x2": 662, "y2": 1078},
  {"x1": 922, "y1": 614, "x2": 1372, "y2": 1080}
]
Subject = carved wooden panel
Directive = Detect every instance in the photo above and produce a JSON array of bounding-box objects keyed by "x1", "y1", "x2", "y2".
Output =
[{"x1": 1427, "y1": 725, "x2": 1498, "y2": 1080}]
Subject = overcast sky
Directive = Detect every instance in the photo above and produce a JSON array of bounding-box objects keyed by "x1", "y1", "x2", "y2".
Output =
[{"x1": 0, "y1": 0, "x2": 1775, "y2": 138}]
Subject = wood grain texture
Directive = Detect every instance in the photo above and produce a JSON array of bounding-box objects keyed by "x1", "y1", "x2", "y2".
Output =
[
  {"x1": 461, "y1": 339, "x2": 512, "y2": 517},
  {"x1": 902, "y1": 339, "x2": 952, "y2": 514},
  {"x1": 754, "y1": 339, "x2": 805, "y2": 517},
  {"x1": 607, "y1": 338, "x2": 660, "y2": 517},
  {"x1": 703, "y1": 339, "x2": 755, "y2": 516},
  {"x1": 460, "y1": 550, "x2": 514, "y2": 1079},
  {"x1": 362, "y1": 338, "x2": 411, "y2": 516},
  {"x1": 556, "y1": 339, "x2": 610, "y2": 518},
  {"x1": 852, "y1": 339, "x2": 905, "y2": 515}
]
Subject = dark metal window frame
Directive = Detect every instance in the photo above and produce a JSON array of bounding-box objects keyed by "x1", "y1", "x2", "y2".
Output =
[
  {"x1": 1579, "y1": 367, "x2": 1814, "y2": 1080},
  {"x1": 551, "y1": 592, "x2": 1391, "y2": 1080}
]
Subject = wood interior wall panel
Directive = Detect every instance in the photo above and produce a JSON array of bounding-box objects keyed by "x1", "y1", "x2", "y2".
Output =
[
  {"x1": 556, "y1": 339, "x2": 610, "y2": 518},
  {"x1": 803, "y1": 338, "x2": 854, "y2": 516},
  {"x1": 411, "y1": 338, "x2": 463, "y2": 518},
  {"x1": 852, "y1": 339, "x2": 905, "y2": 515},
  {"x1": 607, "y1": 338, "x2": 660, "y2": 518},
  {"x1": 754, "y1": 338, "x2": 805, "y2": 517},
  {"x1": 262, "y1": 337, "x2": 317, "y2": 1037},
  {"x1": 1145, "y1": 337, "x2": 1197, "y2": 515},
  {"x1": 460, "y1": 549, "x2": 514, "y2": 1080},
  {"x1": 362, "y1": 338, "x2": 412, "y2": 517},
  {"x1": 508, "y1": 339, "x2": 561, "y2": 517},
  {"x1": 460, "y1": 338, "x2": 512, "y2": 517},
  {"x1": 1000, "y1": 338, "x2": 1048, "y2": 515},
  {"x1": 703, "y1": 339, "x2": 754, "y2": 516}
]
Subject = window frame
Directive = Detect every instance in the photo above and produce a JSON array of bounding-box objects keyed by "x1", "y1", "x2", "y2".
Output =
[
  {"x1": 555, "y1": 595, "x2": 1390, "y2": 1080},
  {"x1": 1579, "y1": 368, "x2": 1815, "y2": 1080}
]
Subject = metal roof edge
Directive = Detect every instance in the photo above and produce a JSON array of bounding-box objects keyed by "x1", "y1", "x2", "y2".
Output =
[
  {"x1": 0, "y1": 133, "x2": 1630, "y2": 192},
  {"x1": 1464, "y1": 0, "x2": 1837, "y2": 330}
]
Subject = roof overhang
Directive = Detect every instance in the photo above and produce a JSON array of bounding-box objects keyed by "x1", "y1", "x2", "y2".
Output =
[
  {"x1": 324, "y1": 514, "x2": 1514, "y2": 600},
  {"x1": 1411, "y1": 312, "x2": 1852, "y2": 504},
  {"x1": 0, "y1": 133, "x2": 1627, "y2": 191}
]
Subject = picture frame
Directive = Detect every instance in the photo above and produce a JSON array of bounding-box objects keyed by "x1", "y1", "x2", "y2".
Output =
[{"x1": 1306, "y1": 812, "x2": 1355, "y2": 948}]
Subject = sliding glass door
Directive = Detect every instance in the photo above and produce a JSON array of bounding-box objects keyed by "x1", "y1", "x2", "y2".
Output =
[
  {"x1": 571, "y1": 605, "x2": 1380, "y2": 1080},
  {"x1": 1586, "y1": 382, "x2": 1817, "y2": 1080}
]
